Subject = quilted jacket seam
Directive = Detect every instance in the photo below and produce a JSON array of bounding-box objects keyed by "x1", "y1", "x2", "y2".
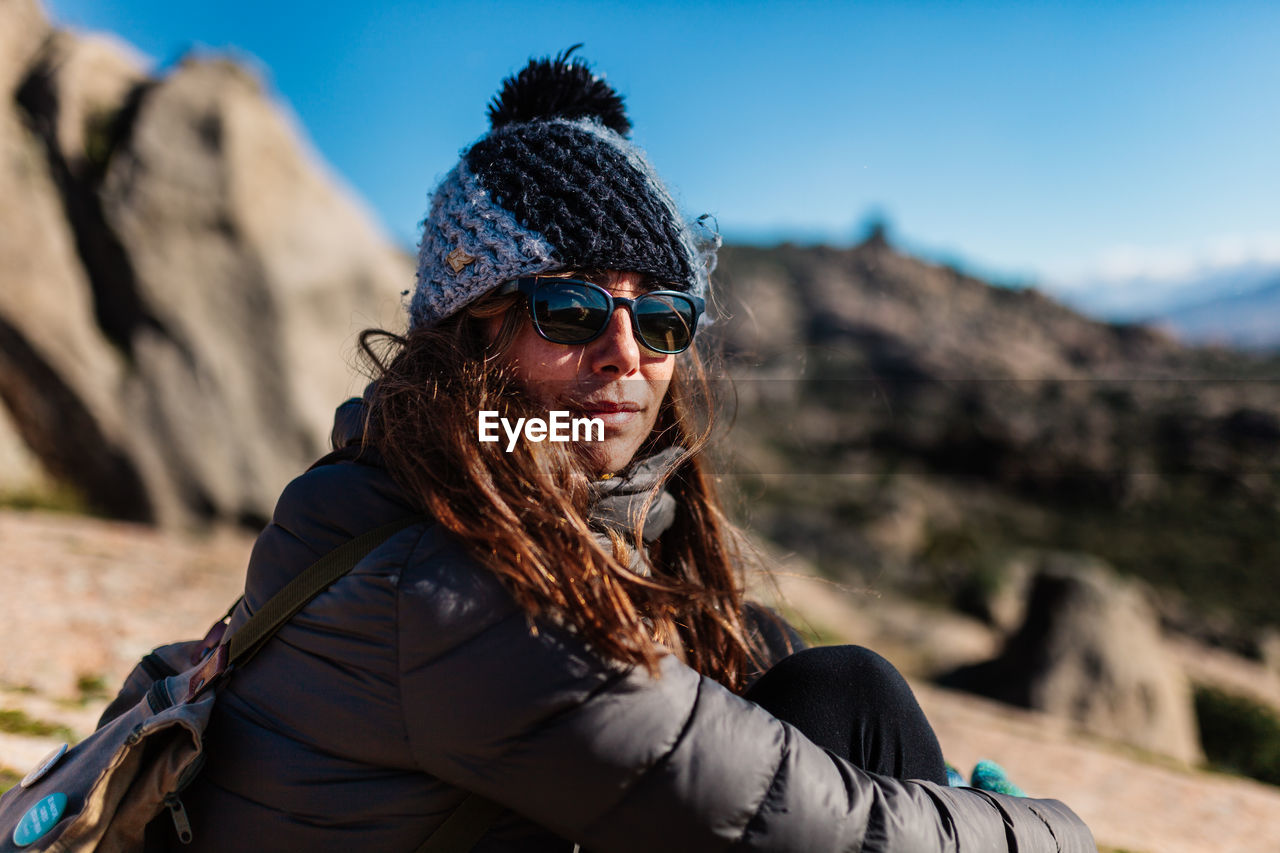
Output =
[
  {"x1": 580, "y1": 669, "x2": 707, "y2": 838},
  {"x1": 394, "y1": 522, "x2": 447, "y2": 771},
  {"x1": 726, "y1": 720, "x2": 791, "y2": 851}
]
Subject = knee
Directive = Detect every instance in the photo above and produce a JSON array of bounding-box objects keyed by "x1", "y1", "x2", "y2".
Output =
[
  {"x1": 749, "y1": 645, "x2": 918, "y2": 712},
  {"x1": 769, "y1": 645, "x2": 907, "y2": 691},
  {"x1": 748, "y1": 645, "x2": 945, "y2": 783}
]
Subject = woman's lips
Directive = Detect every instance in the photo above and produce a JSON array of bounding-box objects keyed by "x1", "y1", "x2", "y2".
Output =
[
  {"x1": 575, "y1": 402, "x2": 641, "y2": 428},
  {"x1": 589, "y1": 410, "x2": 639, "y2": 428}
]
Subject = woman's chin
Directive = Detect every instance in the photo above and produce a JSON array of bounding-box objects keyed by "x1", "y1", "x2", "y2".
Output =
[{"x1": 582, "y1": 435, "x2": 644, "y2": 476}]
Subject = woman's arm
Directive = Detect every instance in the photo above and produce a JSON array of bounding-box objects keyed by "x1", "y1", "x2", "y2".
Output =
[{"x1": 397, "y1": 529, "x2": 1094, "y2": 853}]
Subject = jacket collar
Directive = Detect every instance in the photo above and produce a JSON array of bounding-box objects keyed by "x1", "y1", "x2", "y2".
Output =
[{"x1": 587, "y1": 445, "x2": 682, "y2": 546}]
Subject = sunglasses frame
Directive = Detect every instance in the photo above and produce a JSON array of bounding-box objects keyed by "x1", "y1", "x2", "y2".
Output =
[{"x1": 504, "y1": 276, "x2": 705, "y2": 355}]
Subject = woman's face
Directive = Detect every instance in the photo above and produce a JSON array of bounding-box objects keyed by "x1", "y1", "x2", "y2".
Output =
[{"x1": 494, "y1": 270, "x2": 676, "y2": 474}]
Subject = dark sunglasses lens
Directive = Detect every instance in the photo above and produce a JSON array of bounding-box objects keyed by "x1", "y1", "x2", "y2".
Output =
[
  {"x1": 634, "y1": 294, "x2": 697, "y2": 353},
  {"x1": 532, "y1": 281, "x2": 612, "y2": 343}
]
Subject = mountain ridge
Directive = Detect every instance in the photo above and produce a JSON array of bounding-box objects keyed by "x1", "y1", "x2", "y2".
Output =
[{"x1": 713, "y1": 237, "x2": 1280, "y2": 650}]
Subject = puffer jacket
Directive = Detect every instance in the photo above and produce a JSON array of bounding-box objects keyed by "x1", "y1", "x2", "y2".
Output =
[{"x1": 179, "y1": 447, "x2": 1095, "y2": 852}]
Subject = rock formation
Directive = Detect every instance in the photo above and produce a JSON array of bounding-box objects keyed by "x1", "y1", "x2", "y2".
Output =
[
  {"x1": 0, "y1": 0, "x2": 412, "y2": 525},
  {"x1": 939, "y1": 553, "x2": 1203, "y2": 764}
]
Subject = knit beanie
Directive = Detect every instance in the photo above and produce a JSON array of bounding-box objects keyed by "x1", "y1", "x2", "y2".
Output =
[{"x1": 409, "y1": 46, "x2": 720, "y2": 330}]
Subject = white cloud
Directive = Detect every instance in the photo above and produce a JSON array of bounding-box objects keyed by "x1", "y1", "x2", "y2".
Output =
[
  {"x1": 1052, "y1": 233, "x2": 1280, "y2": 289},
  {"x1": 1040, "y1": 232, "x2": 1280, "y2": 317}
]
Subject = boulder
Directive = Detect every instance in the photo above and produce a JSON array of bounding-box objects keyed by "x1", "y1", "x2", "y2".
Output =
[
  {"x1": 940, "y1": 552, "x2": 1203, "y2": 764},
  {"x1": 96, "y1": 56, "x2": 409, "y2": 524},
  {"x1": 0, "y1": 2, "x2": 155, "y2": 519},
  {"x1": 0, "y1": 7, "x2": 412, "y2": 526}
]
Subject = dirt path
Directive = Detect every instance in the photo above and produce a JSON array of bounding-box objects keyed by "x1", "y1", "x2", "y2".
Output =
[
  {"x1": 0, "y1": 510, "x2": 252, "y2": 700},
  {"x1": 3, "y1": 509, "x2": 1279, "y2": 851}
]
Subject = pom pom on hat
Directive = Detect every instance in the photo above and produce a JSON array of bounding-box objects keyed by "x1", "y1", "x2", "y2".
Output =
[{"x1": 487, "y1": 44, "x2": 631, "y2": 136}]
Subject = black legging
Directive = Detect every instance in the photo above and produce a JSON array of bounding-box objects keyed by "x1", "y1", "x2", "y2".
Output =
[{"x1": 744, "y1": 645, "x2": 949, "y2": 785}]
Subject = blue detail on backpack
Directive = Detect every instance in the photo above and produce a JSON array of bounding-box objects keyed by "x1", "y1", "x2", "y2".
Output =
[{"x1": 13, "y1": 792, "x2": 68, "y2": 847}]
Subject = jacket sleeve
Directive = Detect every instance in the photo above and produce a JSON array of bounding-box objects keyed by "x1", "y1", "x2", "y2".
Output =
[{"x1": 396, "y1": 530, "x2": 1095, "y2": 853}]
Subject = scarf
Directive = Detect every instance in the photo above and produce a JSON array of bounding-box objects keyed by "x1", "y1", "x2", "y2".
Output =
[{"x1": 587, "y1": 446, "x2": 683, "y2": 576}]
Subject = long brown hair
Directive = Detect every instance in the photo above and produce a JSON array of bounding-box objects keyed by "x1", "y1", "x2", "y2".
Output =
[{"x1": 359, "y1": 289, "x2": 764, "y2": 692}]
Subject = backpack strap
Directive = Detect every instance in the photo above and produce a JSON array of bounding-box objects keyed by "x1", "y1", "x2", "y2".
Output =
[
  {"x1": 228, "y1": 516, "x2": 423, "y2": 666},
  {"x1": 414, "y1": 793, "x2": 506, "y2": 853},
  {"x1": 195, "y1": 513, "x2": 505, "y2": 852},
  {"x1": 185, "y1": 516, "x2": 424, "y2": 705}
]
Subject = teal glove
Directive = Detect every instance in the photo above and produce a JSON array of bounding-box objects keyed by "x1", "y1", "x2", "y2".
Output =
[
  {"x1": 943, "y1": 760, "x2": 1027, "y2": 797},
  {"x1": 969, "y1": 760, "x2": 1027, "y2": 797}
]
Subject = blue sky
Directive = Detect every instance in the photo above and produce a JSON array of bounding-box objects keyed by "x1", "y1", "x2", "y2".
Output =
[{"x1": 42, "y1": 0, "x2": 1280, "y2": 308}]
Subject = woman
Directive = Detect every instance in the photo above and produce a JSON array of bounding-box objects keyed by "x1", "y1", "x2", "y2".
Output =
[{"x1": 180, "y1": 50, "x2": 1093, "y2": 851}]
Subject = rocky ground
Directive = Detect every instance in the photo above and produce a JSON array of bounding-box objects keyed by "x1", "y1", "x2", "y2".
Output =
[
  {"x1": 761, "y1": 564, "x2": 1280, "y2": 853},
  {"x1": 3, "y1": 509, "x2": 1279, "y2": 852}
]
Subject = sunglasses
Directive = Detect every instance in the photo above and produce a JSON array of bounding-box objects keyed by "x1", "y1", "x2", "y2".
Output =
[{"x1": 502, "y1": 277, "x2": 705, "y2": 354}]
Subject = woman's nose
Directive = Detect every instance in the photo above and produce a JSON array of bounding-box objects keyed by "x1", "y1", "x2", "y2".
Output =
[{"x1": 587, "y1": 305, "x2": 641, "y2": 375}]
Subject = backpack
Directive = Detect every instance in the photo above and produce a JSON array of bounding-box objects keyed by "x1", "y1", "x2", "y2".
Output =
[{"x1": 0, "y1": 517, "x2": 501, "y2": 852}]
